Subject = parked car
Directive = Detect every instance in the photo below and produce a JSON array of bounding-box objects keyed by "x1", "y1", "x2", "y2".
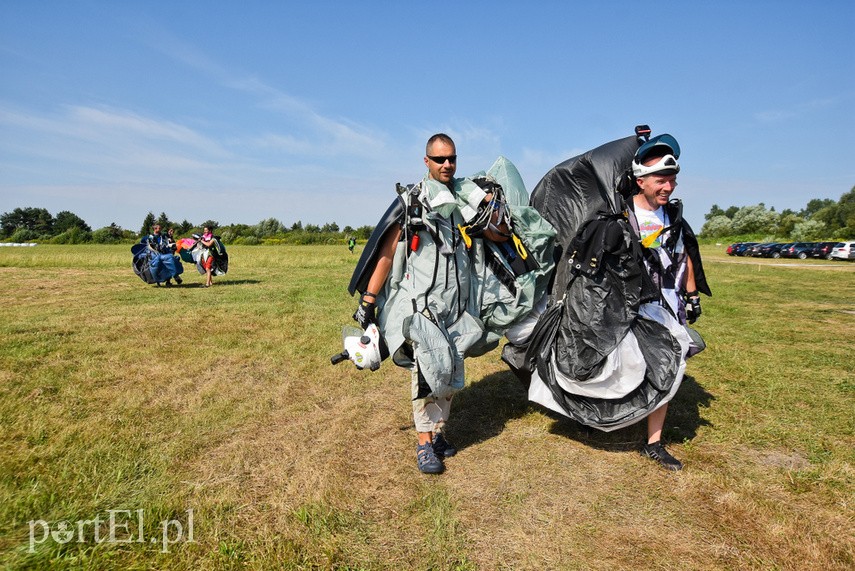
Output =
[
  {"x1": 733, "y1": 242, "x2": 758, "y2": 256},
  {"x1": 726, "y1": 242, "x2": 746, "y2": 256},
  {"x1": 756, "y1": 243, "x2": 786, "y2": 258},
  {"x1": 809, "y1": 241, "x2": 838, "y2": 260},
  {"x1": 780, "y1": 242, "x2": 814, "y2": 259},
  {"x1": 830, "y1": 241, "x2": 855, "y2": 261}
]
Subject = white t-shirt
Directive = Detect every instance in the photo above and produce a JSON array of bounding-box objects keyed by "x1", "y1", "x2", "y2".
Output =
[
  {"x1": 635, "y1": 206, "x2": 683, "y2": 314},
  {"x1": 635, "y1": 206, "x2": 667, "y2": 247}
]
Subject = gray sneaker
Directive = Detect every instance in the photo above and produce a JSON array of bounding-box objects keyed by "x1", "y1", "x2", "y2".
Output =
[{"x1": 641, "y1": 441, "x2": 683, "y2": 471}]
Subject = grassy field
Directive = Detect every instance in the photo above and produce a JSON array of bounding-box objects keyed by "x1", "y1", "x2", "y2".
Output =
[{"x1": 1, "y1": 244, "x2": 853, "y2": 570}]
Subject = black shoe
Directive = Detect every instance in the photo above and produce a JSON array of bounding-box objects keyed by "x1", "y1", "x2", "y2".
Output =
[
  {"x1": 432, "y1": 433, "x2": 457, "y2": 458},
  {"x1": 641, "y1": 441, "x2": 683, "y2": 471},
  {"x1": 175, "y1": 276, "x2": 183, "y2": 285}
]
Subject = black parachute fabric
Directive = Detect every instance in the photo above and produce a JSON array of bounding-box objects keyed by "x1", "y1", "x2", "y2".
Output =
[{"x1": 503, "y1": 127, "x2": 689, "y2": 431}]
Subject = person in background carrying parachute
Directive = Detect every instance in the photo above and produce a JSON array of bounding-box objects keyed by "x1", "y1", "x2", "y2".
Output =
[
  {"x1": 345, "y1": 133, "x2": 554, "y2": 475},
  {"x1": 134, "y1": 224, "x2": 184, "y2": 286},
  {"x1": 173, "y1": 226, "x2": 229, "y2": 287},
  {"x1": 200, "y1": 227, "x2": 218, "y2": 288}
]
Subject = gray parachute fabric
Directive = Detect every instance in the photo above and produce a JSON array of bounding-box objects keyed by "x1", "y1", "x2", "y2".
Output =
[
  {"x1": 466, "y1": 157, "x2": 556, "y2": 355},
  {"x1": 362, "y1": 157, "x2": 555, "y2": 401},
  {"x1": 504, "y1": 128, "x2": 691, "y2": 432}
]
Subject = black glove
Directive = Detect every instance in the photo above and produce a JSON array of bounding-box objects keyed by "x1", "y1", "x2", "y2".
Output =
[
  {"x1": 684, "y1": 290, "x2": 702, "y2": 324},
  {"x1": 353, "y1": 293, "x2": 377, "y2": 328}
]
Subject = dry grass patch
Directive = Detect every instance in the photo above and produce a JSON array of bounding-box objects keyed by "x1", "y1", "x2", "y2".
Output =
[{"x1": 0, "y1": 245, "x2": 852, "y2": 570}]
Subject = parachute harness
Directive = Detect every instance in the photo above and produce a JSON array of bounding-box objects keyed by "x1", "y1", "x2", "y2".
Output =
[
  {"x1": 396, "y1": 182, "x2": 465, "y2": 322},
  {"x1": 457, "y1": 176, "x2": 529, "y2": 261}
]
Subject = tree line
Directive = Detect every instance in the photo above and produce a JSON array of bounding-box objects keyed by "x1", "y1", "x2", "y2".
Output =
[
  {"x1": 0, "y1": 208, "x2": 375, "y2": 245},
  {"x1": 6, "y1": 185, "x2": 852, "y2": 246},
  {"x1": 699, "y1": 186, "x2": 854, "y2": 241}
]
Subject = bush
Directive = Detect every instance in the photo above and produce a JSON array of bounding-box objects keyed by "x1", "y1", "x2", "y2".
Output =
[
  {"x1": 91, "y1": 225, "x2": 126, "y2": 244},
  {"x1": 234, "y1": 236, "x2": 261, "y2": 245},
  {"x1": 50, "y1": 227, "x2": 92, "y2": 244},
  {"x1": 9, "y1": 228, "x2": 37, "y2": 243}
]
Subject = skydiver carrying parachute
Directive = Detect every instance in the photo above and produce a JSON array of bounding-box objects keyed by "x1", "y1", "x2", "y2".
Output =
[
  {"x1": 504, "y1": 125, "x2": 711, "y2": 471},
  {"x1": 132, "y1": 224, "x2": 184, "y2": 286},
  {"x1": 337, "y1": 126, "x2": 709, "y2": 473},
  {"x1": 133, "y1": 226, "x2": 228, "y2": 288},
  {"x1": 336, "y1": 133, "x2": 555, "y2": 475}
]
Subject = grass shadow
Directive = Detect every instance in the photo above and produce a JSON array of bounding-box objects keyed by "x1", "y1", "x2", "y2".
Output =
[
  {"x1": 448, "y1": 370, "x2": 714, "y2": 453},
  {"x1": 444, "y1": 370, "x2": 530, "y2": 451},
  {"x1": 546, "y1": 374, "x2": 715, "y2": 451},
  {"x1": 202, "y1": 278, "x2": 262, "y2": 286}
]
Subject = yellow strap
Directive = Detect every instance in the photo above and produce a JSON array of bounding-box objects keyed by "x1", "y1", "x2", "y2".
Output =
[
  {"x1": 512, "y1": 233, "x2": 528, "y2": 259},
  {"x1": 458, "y1": 224, "x2": 472, "y2": 249},
  {"x1": 641, "y1": 227, "x2": 664, "y2": 248}
]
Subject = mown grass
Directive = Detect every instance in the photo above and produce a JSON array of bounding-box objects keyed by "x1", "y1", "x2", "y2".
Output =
[{"x1": 0, "y1": 244, "x2": 852, "y2": 570}]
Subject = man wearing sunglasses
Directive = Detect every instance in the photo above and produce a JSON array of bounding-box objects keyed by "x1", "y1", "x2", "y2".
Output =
[{"x1": 352, "y1": 134, "x2": 483, "y2": 475}]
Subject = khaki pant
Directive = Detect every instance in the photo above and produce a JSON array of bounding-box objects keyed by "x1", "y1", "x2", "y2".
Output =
[{"x1": 411, "y1": 366, "x2": 454, "y2": 433}]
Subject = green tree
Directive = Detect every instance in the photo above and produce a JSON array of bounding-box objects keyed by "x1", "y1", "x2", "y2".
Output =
[
  {"x1": 255, "y1": 218, "x2": 285, "y2": 237},
  {"x1": 791, "y1": 220, "x2": 827, "y2": 241},
  {"x1": 141, "y1": 212, "x2": 156, "y2": 236},
  {"x1": 92, "y1": 223, "x2": 126, "y2": 244},
  {"x1": 724, "y1": 206, "x2": 739, "y2": 218},
  {"x1": 155, "y1": 212, "x2": 172, "y2": 230},
  {"x1": 354, "y1": 225, "x2": 374, "y2": 239},
  {"x1": 0, "y1": 207, "x2": 54, "y2": 237},
  {"x1": 291, "y1": 220, "x2": 303, "y2": 231},
  {"x1": 321, "y1": 222, "x2": 340, "y2": 233},
  {"x1": 800, "y1": 198, "x2": 835, "y2": 218},
  {"x1": 731, "y1": 204, "x2": 779, "y2": 235},
  {"x1": 704, "y1": 204, "x2": 726, "y2": 221},
  {"x1": 54, "y1": 210, "x2": 91, "y2": 233},
  {"x1": 200, "y1": 220, "x2": 219, "y2": 232},
  {"x1": 776, "y1": 213, "x2": 804, "y2": 238},
  {"x1": 700, "y1": 215, "x2": 734, "y2": 238}
]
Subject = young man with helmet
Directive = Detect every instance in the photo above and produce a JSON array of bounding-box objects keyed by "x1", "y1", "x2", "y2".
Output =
[{"x1": 628, "y1": 134, "x2": 711, "y2": 470}]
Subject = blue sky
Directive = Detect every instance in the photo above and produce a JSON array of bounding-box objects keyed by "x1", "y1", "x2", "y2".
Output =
[{"x1": 1, "y1": 1, "x2": 853, "y2": 233}]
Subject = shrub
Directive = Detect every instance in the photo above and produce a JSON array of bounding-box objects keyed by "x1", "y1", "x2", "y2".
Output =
[
  {"x1": 50, "y1": 227, "x2": 92, "y2": 244},
  {"x1": 9, "y1": 228, "x2": 37, "y2": 243}
]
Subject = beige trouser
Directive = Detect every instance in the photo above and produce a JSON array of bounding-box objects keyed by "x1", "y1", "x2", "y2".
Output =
[{"x1": 411, "y1": 366, "x2": 454, "y2": 433}]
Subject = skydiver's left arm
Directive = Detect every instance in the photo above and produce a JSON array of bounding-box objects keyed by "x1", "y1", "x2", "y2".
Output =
[{"x1": 686, "y1": 256, "x2": 697, "y2": 293}]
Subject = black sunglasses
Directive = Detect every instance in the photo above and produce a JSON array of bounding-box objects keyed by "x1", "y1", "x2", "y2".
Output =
[{"x1": 427, "y1": 155, "x2": 457, "y2": 164}]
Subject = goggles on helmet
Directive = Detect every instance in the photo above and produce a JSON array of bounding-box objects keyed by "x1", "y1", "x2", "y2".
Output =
[{"x1": 632, "y1": 153, "x2": 680, "y2": 178}]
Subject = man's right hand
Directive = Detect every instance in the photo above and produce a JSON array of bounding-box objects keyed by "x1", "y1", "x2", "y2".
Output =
[{"x1": 353, "y1": 293, "x2": 377, "y2": 328}]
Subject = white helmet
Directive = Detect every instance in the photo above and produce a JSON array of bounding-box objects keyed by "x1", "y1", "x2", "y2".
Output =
[
  {"x1": 632, "y1": 153, "x2": 680, "y2": 177},
  {"x1": 632, "y1": 133, "x2": 681, "y2": 177},
  {"x1": 342, "y1": 324, "x2": 382, "y2": 371}
]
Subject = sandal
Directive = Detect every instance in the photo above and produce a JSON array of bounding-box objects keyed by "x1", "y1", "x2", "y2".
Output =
[{"x1": 416, "y1": 442, "x2": 444, "y2": 474}]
